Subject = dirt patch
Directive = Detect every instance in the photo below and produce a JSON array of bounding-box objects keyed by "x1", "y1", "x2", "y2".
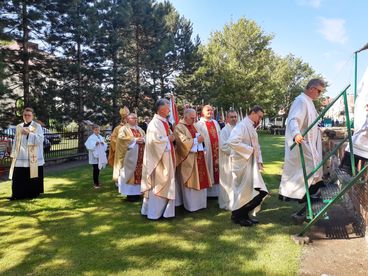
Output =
[{"x1": 299, "y1": 204, "x2": 368, "y2": 276}]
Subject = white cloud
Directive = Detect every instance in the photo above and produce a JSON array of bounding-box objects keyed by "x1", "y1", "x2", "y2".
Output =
[
  {"x1": 318, "y1": 17, "x2": 348, "y2": 45},
  {"x1": 322, "y1": 50, "x2": 341, "y2": 59},
  {"x1": 297, "y1": 0, "x2": 321, "y2": 8}
]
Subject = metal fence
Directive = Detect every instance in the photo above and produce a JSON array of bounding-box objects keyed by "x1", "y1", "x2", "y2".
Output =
[{"x1": 0, "y1": 129, "x2": 111, "y2": 177}]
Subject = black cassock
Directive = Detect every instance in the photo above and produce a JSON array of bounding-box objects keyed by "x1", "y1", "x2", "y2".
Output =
[{"x1": 12, "y1": 166, "x2": 44, "y2": 199}]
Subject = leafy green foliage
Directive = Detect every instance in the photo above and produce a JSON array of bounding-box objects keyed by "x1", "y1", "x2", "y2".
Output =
[
  {"x1": 0, "y1": 2, "x2": 322, "y2": 128},
  {"x1": 182, "y1": 18, "x2": 322, "y2": 117}
]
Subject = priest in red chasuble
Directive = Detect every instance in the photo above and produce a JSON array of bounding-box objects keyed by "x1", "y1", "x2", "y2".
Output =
[
  {"x1": 116, "y1": 113, "x2": 145, "y2": 202},
  {"x1": 195, "y1": 105, "x2": 221, "y2": 198},
  {"x1": 174, "y1": 108, "x2": 212, "y2": 212}
]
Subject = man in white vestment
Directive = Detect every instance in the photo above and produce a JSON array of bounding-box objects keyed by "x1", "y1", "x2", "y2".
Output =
[
  {"x1": 219, "y1": 110, "x2": 238, "y2": 210},
  {"x1": 227, "y1": 106, "x2": 268, "y2": 227},
  {"x1": 85, "y1": 125, "x2": 108, "y2": 189},
  {"x1": 116, "y1": 113, "x2": 145, "y2": 202},
  {"x1": 141, "y1": 99, "x2": 176, "y2": 220},
  {"x1": 195, "y1": 105, "x2": 221, "y2": 197},
  {"x1": 278, "y1": 79, "x2": 326, "y2": 221},
  {"x1": 174, "y1": 108, "x2": 212, "y2": 212},
  {"x1": 340, "y1": 67, "x2": 368, "y2": 174},
  {"x1": 9, "y1": 107, "x2": 45, "y2": 200}
]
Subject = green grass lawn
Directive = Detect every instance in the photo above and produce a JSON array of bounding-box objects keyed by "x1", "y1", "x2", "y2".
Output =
[{"x1": 0, "y1": 134, "x2": 303, "y2": 275}]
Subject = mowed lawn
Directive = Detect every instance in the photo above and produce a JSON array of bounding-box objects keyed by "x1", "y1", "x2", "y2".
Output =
[{"x1": 0, "y1": 134, "x2": 304, "y2": 275}]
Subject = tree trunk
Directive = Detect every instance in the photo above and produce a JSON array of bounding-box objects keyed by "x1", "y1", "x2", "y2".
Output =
[
  {"x1": 22, "y1": 1, "x2": 30, "y2": 106},
  {"x1": 77, "y1": 39, "x2": 84, "y2": 153},
  {"x1": 134, "y1": 25, "x2": 140, "y2": 108},
  {"x1": 112, "y1": 53, "x2": 118, "y2": 128},
  {"x1": 159, "y1": 67, "x2": 165, "y2": 98}
]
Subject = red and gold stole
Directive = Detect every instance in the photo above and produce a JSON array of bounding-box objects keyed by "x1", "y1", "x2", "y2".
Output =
[
  {"x1": 205, "y1": 120, "x2": 219, "y2": 184},
  {"x1": 131, "y1": 128, "x2": 144, "y2": 184},
  {"x1": 185, "y1": 124, "x2": 210, "y2": 189},
  {"x1": 160, "y1": 120, "x2": 176, "y2": 165}
]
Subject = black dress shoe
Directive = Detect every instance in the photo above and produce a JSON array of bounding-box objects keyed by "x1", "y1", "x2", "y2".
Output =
[
  {"x1": 248, "y1": 217, "x2": 259, "y2": 224},
  {"x1": 238, "y1": 219, "x2": 254, "y2": 227}
]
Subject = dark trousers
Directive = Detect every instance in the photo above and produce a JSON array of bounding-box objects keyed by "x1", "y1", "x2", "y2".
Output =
[
  {"x1": 126, "y1": 195, "x2": 142, "y2": 202},
  {"x1": 340, "y1": 151, "x2": 367, "y2": 175},
  {"x1": 232, "y1": 190, "x2": 268, "y2": 221},
  {"x1": 12, "y1": 166, "x2": 44, "y2": 199},
  {"x1": 92, "y1": 164, "x2": 100, "y2": 186}
]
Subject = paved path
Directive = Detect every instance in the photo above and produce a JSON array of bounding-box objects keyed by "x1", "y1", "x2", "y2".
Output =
[
  {"x1": 1, "y1": 159, "x2": 88, "y2": 180},
  {"x1": 44, "y1": 159, "x2": 88, "y2": 175}
]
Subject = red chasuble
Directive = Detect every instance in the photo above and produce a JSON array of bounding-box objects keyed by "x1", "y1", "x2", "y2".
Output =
[
  {"x1": 131, "y1": 128, "x2": 144, "y2": 184},
  {"x1": 160, "y1": 120, "x2": 176, "y2": 165},
  {"x1": 185, "y1": 124, "x2": 211, "y2": 189},
  {"x1": 205, "y1": 120, "x2": 219, "y2": 184}
]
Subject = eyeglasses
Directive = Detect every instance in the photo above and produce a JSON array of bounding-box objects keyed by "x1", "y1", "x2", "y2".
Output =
[{"x1": 314, "y1": 87, "x2": 323, "y2": 94}]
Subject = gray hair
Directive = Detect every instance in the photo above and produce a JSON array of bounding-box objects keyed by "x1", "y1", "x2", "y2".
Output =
[
  {"x1": 92, "y1": 124, "x2": 100, "y2": 130},
  {"x1": 184, "y1": 108, "x2": 196, "y2": 118},
  {"x1": 127, "y1": 113, "x2": 137, "y2": 119},
  {"x1": 306, "y1": 78, "x2": 326, "y2": 90},
  {"x1": 155, "y1": 99, "x2": 170, "y2": 113}
]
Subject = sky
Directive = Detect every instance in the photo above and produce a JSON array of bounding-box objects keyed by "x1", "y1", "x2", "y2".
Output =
[{"x1": 165, "y1": 0, "x2": 368, "y2": 98}]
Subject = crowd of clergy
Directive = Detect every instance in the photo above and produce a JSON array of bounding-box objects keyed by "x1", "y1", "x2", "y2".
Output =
[
  {"x1": 106, "y1": 100, "x2": 268, "y2": 227},
  {"x1": 8, "y1": 77, "x2": 368, "y2": 227}
]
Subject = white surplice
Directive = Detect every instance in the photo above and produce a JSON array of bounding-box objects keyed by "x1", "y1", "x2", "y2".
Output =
[
  {"x1": 11, "y1": 121, "x2": 45, "y2": 167},
  {"x1": 182, "y1": 186, "x2": 207, "y2": 212},
  {"x1": 227, "y1": 117, "x2": 268, "y2": 211},
  {"x1": 219, "y1": 123, "x2": 235, "y2": 210},
  {"x1": 85, "y1": 134, "x2": 108, "y2": 167},
  {"x1": 279, "y1": 92, "x2": 323, "y2": 200},
  {"x1": 195, "y1": 118, "x2": 221, "y2": 197}
]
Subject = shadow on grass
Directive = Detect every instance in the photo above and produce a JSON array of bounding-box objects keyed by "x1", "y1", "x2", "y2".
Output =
[{"x1": 0, "y1": 135, "x2": 302, "y2": 275}]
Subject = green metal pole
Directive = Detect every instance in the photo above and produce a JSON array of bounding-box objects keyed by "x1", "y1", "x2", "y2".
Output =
[
  {"x1": 354, "y1": 52, "x2": 358, "y2": 102},
  {"x1": 290, "y1": 84, "x2": 351, "y2": 151},
  {"x1": 343, "y1": 91, "x2": 356, "y2": 176},
  {"x1": 299, "y1": 144, "x2": 313, "y2": 219}
]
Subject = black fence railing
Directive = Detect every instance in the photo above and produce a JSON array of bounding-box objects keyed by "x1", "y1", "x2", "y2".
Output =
[{"x1": 0, "y1": 129, "x2": 111, "y2": 176}]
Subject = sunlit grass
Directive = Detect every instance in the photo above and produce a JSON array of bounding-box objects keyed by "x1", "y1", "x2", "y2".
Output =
[{"x1": 0, "y1": 134, "x2": 303, "y2": 275}]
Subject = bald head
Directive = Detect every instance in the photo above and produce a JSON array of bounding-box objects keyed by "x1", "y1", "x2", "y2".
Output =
[{"x1": 202, "y1": 105, "x2": 213, "y2": 119}]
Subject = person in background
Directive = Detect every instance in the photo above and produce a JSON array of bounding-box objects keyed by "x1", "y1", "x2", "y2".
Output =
[
  {"x1": 195, "y1": 105, "x2": 221, "y2": 198},
  {"x1": 219, "y1": 110, "x2": 238, "y2": 210},
  {"x1": 85, "y1": 124, "x2": 108, "y2": 189}
]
